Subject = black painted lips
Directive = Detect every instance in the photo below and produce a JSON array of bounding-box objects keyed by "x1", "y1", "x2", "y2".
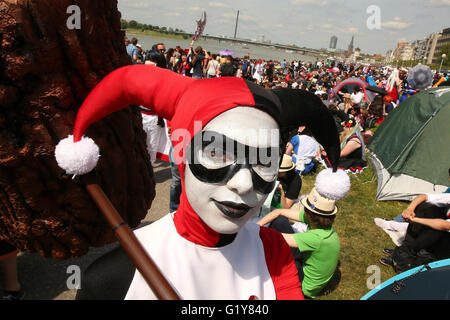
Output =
[{"x1": 213, "y1": 200, "x2": 252, "y2": 219}]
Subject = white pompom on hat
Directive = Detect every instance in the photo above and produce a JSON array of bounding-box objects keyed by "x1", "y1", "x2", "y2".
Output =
[
  {"x1": 55, "y1": 135, "x2": 100, "y2": 176},
  {"x1": 301, "y1": 168, "x2": 350, "y2": 216},
  {"x1": 315, "y1": 168, "x2": 351, "y2": 200},
  {"x1": 53, "y1": 65, "x2": 194, "y2": 176}
]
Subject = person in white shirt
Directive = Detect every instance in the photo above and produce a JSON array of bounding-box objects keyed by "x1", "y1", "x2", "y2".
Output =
[
  {"x1": 378, "y1": 189, "x2": 450, "y2": 270},
  {"x1": 376, "y1": 191, "x2": 450, "y2": 246},
  {"x1": 350, "y1": 87, "x2": 365, "y2": 105}
]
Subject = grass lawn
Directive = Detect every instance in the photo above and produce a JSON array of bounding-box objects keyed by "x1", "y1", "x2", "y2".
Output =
[{"x1": 301, "y1": 158, "x2": 409, "y2": 300}]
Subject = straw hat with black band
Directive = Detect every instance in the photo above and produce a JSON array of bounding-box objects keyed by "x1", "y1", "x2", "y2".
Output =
[
  {"x1": 301, "y1": 168, "x2": 351, "y2": 216},
  {"x1": 279, "y1": 155, "x2": 295, "y2": 173}
]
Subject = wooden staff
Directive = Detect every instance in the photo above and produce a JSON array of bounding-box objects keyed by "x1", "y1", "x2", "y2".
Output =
[{"x1": 82, "y1": 178, "x2": 180, "y2": 300}]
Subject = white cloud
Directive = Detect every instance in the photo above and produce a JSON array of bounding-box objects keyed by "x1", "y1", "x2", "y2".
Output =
[
  {"x1": 165, "y1": 12, "x2": 181, "y2": 17},
  {"x1": 425, "y1": 0, "x2": 450, "y2": 6},
  {"x1": 208, "y1": 2, "x2": 230, "y2": 8},
  {"x1": 291, "y1": 0, "x2": 328, "y2": 7},
  {"x1": 381, "y1": 17, "x2": 411, "y2": 30},
  {"x1": 216, "y1": 18, "x2": 233, "y2": 24},
  {"x1": 320, "y1": 24, "x2": 359, "y2": 34},
  {"x1": 189, "y1": 7, "x2": 205, "y2": 11},
  {"x1": 222, "y1": 12, "x2": 256, "y2": 22},
  {"x1": 240, "y1": 14, "x2": 256, "y2": 22},
  {"x1": 275, "y1": 24, "x2": 284, "y2": 28},
  {"x1": 345, "y1": 27, "x2": 359, "y2": 34},
  {"x1": 130, "y1": 1, "x2": 150, "y2": 8}
]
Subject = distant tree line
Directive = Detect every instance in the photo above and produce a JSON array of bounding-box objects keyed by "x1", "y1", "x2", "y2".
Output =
[{"x1": 121, "y1": 19, "x2": 186, "y2": 35}]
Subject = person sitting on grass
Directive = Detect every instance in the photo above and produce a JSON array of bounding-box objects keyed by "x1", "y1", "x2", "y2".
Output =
[
  {"x1": 379, "y1": 169, "x2": 450, "y2": 273},
  {"x1": 322, "y1": 123, "x2": 367, "y2": 174},
  {"x1": 271, "y1": 155, "x2": 303, "y2": 209},
  {"x1": 285, "y1": 126, "x2": 321, "y2": 176},
  {"x1": 257, "y1": 168, "x2": 350, "y2": 298}
]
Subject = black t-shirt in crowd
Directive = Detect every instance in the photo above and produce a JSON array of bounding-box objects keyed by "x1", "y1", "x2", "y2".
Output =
[
  {"x1": 220, "y1": 63, "x2": 236, "y2": 77},
  {"x1": 280, "y1": 172, "x2": 302, "y2": 200}
]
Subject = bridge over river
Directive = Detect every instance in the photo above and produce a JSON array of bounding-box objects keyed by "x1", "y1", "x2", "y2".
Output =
[{"x1": 174, "y1": 32, "x2": 324, "y2": 57}]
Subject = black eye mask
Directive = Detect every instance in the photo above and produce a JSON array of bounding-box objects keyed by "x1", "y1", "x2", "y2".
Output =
[{"x1": 187, "y1": 131, "x2": 282, "y2": 194}]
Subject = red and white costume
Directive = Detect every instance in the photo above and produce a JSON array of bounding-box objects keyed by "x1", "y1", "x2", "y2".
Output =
[
  {"x1": 125, "y1": 213, "x2": 301, "y2": 300},
  {"x1": 55, "y1": 65, "x2": 341, "y2": 300}
]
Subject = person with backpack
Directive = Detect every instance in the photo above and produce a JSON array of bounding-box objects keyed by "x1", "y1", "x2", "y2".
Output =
[
  {"x1": 218, "y1": 55, "x2": 236, "y2": 77},
  {"x1": 190, "y1": 45, "x2": 209, "y2": 79},
  {"x1": 379, "y1": 185, "x2": 450, "y2": 273}
]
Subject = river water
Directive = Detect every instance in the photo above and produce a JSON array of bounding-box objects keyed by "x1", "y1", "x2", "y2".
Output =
[{"x1": 126, "y1": 33, "x2": 317, "y2": 62}]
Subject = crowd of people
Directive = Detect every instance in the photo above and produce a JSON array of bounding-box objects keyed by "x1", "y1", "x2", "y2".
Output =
[
  {"x1": 1, "y1": 36, "x2": 448, "y2": 301},
  {"x1": 123, "y1": 36, "x2": 450, "y2": 299}
]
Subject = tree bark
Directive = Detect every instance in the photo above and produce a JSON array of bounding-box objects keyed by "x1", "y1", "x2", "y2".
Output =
[{"x1": 0, "y1": 0, "x2": 155, "y2": 259}]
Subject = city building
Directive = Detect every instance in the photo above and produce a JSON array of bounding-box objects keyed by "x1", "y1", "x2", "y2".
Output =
[
  {"x1": 328, "y1": 35, "x2": 338, "y2": 52},
  {"x1": 385, "y1": 49, "x2": 394, "y2": 63},
  {"x1": 347, "y1": 35, "x2": 354, "y2": 57},
  {"x1": 399, "y1": 42, "x2": 414, "y2": 61},
  {"x1": 433, "y1": 27, "x2": 450, "y2": 64},
  {"x1": 384, "y1": 27, "x2": 449, "y2": 65},
  {"x1": 391, "y1": 42, "x2": 414, "y2": 61},
  {"x1": 411, "y1": 39, "x2": 427, "y2": 61},
  {"x1": 424, "y1": 32, "x2": 441, "y2": 64}
]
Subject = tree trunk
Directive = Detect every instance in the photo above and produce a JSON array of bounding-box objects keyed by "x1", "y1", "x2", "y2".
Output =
[{"x1": 0, "y1": 0, "x2": 155, "y2": 259}]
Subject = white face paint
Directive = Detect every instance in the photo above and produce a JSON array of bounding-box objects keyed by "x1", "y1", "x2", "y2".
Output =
[{"x1": 185, "y1": 107, "x2": 280, "y2": 234}]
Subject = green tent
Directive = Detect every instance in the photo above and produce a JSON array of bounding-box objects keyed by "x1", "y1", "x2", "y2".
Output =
[{"x1": 368, "y1": 87, "x2": 450, "y2": 201}]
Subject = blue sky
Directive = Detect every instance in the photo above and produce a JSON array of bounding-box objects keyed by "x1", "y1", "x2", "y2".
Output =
[{"x1": 118, "y1": 0, "x2": 450, "y2": 54}]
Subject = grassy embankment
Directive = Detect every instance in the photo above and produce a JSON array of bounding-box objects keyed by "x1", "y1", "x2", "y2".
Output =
[{"x1": 124, "y1": 28, "x2": 189, "y2": 41}]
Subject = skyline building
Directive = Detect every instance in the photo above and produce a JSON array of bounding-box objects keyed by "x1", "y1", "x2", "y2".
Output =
[{"x1": 329, "y1": 35, "x2": 338, "y2": 50}]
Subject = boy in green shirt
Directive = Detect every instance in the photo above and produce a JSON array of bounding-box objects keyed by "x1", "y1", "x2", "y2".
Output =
[{"x1": 257, "y1": 169, "x2": 350, "y2": 298}]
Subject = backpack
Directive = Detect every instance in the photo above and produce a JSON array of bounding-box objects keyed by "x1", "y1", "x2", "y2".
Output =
[
  {"x1": 391, "y1": 246, "x2": 436, "y2": 274},
  {"x1": 364, "y1": 116, "x2": 377, "y2": 129},
  {"x1": 220, "y1": 63, "x2": 235, "y2": 77}
]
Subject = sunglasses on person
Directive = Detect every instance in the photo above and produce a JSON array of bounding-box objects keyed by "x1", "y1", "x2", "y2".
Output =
[{"x1": 187, "y1": 131, "x2": 281, "y2": 194}]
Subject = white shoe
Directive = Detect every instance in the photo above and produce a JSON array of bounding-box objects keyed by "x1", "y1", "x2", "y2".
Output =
[
  {"x1": 374, "y1": 218, "x2": 388, "y2": 230},
  {"x1": 374, "y1": 218, "x2": 406, "y2": 246},
  {"x1": 383, "y1": 229, "x2": 405, "y2": 247}
]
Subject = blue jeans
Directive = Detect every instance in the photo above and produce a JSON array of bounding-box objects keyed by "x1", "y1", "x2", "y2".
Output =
[
  {"x1": 393, "y1": 214, "x2": 405, "y2": 222},
  {"x1": 169, "y1": 146, "x2": 182, "y2": 213}
]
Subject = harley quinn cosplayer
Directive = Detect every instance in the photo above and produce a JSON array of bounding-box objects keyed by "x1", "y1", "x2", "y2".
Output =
[{"x1": 54, "y1": 65, "x2": 344, "y2": 300}]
